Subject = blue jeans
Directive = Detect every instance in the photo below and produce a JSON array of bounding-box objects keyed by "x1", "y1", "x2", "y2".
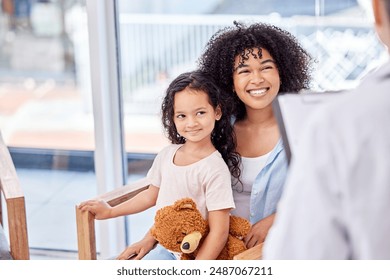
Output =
[{"x1": 142, "y1": 244, "x2": 177, "y2": 260}]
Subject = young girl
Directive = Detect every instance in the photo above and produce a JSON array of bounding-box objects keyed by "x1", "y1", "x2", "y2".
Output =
[
  {"x1": 197, "y1": 22, "x2": 313, "y2": 248},
  {"x1": 79, "y1": 70, "x2": 241, "y2": 260}
]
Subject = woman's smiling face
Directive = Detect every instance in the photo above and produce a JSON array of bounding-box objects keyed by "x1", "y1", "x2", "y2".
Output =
[{"x1": 233, "y1": 48, "x2": 281, "y2": 112}]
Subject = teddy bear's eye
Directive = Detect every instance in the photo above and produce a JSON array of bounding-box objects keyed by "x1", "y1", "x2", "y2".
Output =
[
  {"x1": 181, "y1": 232, "x2": 187, "y2": 236},
  {"x1": 176, "y1": 237, "x2": 183, "y2": 244}
]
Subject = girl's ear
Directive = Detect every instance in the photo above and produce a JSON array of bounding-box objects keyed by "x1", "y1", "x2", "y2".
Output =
[{"x1": 215, "y1": 105, "x2": 222, "y2": 120}]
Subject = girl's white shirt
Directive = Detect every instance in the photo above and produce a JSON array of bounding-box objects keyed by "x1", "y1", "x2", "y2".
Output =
[{"x1": 147, "y1": 144, "x2": 235, "y2": 219}]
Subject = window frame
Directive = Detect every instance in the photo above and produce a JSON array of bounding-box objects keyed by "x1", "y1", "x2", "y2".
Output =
[{"x1": 86, "y1": 0, "x2": 127, "y2": 259}]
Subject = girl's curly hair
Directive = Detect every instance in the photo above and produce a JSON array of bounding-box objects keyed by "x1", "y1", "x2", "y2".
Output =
[
  {"x1": 161, "y1": 70, "x2": 241, "y2": 180},
  {"x1": 198, "y1": 21, "x2": 313, "y2": 120}
]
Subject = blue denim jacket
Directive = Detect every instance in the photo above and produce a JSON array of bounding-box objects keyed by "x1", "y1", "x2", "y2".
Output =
[{"x1": 249, "y1": 138, "x2": 288, "y2": 224}]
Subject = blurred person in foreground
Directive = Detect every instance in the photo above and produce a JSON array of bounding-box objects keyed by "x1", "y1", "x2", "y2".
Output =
[{"x1": 263, "y1": 0, "x2": 390, "y2": 259}]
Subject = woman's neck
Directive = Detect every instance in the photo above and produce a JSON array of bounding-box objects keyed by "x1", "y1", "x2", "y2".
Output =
[
  {"x1": 242, "y1": 105, "x2": 276, "y2": 128},
  {"x1": 235, "y1": 105, "x2": 280, "y2": 157}
]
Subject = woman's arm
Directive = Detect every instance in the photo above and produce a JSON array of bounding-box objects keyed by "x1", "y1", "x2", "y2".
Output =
[
  {"x1": 78, "y1": 185, "x2": 159, "y2": 220},
  {"x1": 195, "y1": 208, "x2": 231, "y2": 260},
  {"x1": 245, "y1": 213, "x2": 275, "y2": 248}
]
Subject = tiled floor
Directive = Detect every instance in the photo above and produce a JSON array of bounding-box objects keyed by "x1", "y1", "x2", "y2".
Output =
[{"x1": 15, "y1": 168, "x2": 96, "y2": 259}]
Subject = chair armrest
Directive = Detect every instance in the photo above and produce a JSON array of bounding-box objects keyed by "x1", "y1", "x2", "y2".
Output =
[
  {"x1": 233, "y1": 243, "x2": 263, "y2": 260},
  {"x1": 75, "y1": 177, "x2": 150, "y2": 259},
  {"x1": 96, "y1": 177, "x2": 150, "y2": 207},
  {"x1": 0, "y1": 134, "x2": 30, "y2": 260}
]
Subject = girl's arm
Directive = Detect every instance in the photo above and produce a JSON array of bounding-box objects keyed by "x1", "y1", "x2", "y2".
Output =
[
  {"x1": 245, "y1": 213, "x2": 275, "y2": 248},
  {"x1": 78, "y1": 185, "x2": 159, "y2": 220},
  {"x1": 116, "y1": 227, "x2": 158, "y2": 260},
  {"x1": 195, "y1": 208, "x2": 231, "y2": 260}
]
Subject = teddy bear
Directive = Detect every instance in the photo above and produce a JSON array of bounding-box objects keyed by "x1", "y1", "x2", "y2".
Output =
[{"x1": 151, "y1": 197, "x2": 251, "y2": 260}]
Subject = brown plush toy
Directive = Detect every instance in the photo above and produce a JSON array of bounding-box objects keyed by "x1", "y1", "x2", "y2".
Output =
[{"x1": 151, "y1": 197, "x2": 251, "y2": 260}]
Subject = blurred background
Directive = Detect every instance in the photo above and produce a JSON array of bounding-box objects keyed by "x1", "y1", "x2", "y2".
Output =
[{"x1": 0, "y1": 0, "x2": 387, "y2": 259}]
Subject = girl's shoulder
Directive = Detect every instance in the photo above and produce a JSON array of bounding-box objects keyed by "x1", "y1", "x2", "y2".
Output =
[
  {"x1": 160, "y1": 143, "x2": 181, "y2": 151},
  {"x1": 156, "y1": 144, "x2": 182, "y2": 157},
  {"x1": 202, "y1": 150, "x2": 229, "y2": 170}
]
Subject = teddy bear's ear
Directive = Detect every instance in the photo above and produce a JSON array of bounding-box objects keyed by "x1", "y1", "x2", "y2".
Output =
[{"x1": 174, "y1": 198, "x2": 196, "y2": 211}]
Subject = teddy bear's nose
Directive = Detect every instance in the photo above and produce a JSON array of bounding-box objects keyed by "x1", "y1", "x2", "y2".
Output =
[{"x1": 182, "y1": 242, "x2": 190, "y2": 250}]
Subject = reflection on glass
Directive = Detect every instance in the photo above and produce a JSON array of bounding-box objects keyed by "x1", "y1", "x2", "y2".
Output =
[
  {"x1": 0, "y1": 0, "x2": 93, "y2": 150},
  {"x1": 0, "y1": 0, "x2": 95, "y2": 258}
]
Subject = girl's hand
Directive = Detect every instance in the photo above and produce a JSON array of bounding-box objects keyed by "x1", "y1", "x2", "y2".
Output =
[
  {"x1": 244, "y1": 213, "x2": 275, "y2": 248},
  {"x1": 78, "y1": 199, "x2": 113, "y2": 220},
  {"x1": 116, "y1": 233, "x2": 157, "y2": 260}
]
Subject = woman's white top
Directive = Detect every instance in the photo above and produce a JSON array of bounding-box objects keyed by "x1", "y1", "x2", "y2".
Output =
[{"x1": 231, "y1": 151, "x2": 271, "y2": 220}]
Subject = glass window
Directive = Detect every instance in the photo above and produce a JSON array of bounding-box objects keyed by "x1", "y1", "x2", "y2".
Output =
[{"x1": 0, "y1": 0, "x2": 94, "y2": 258}]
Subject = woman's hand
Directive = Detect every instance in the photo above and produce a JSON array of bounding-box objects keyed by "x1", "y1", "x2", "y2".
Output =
[
  {"x1": 78, "y1": 199, "x2": 113, "y2": 220},
  {"x1": 245, "y1": 213, "x2": 275, "y2": 248},
  {"x1": 116, "y1": 232, "x2": 157, "y2": 260}
]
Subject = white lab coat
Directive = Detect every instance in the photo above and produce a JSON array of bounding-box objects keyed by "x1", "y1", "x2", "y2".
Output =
[{"x1": 263, "y1": 61, "x2": 390, "y2": 259}]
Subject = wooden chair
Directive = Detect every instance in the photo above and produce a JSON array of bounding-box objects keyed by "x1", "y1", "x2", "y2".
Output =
[
  {"x1": 0, "y1": 133, "x2": 30, "y2": 260},
  {"x1": 75, "y1": 178, "x2": 262, "y2": 260},
  {"x1": 75, "y1": 178, "x2": 149, "y2": 260},
  {"x1": 233, "y1": 243, "x2": 262, "y2": 260}
]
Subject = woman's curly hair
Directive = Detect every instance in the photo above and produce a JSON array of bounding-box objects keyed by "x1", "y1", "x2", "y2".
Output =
[
  {"x1": 198, "y1": 21, "x2": 313, "y2": 120},
  {"x1": 161, "y1": 70, "x2": 241, "y2": 180}
]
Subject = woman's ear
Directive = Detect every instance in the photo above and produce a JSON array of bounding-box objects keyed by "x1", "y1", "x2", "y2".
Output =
[
  {"x1": 372, "y1": 0, "x2": 390, "y2": 49},
  {"x1": 215, "y1": 105, "x2": 222, "y2": 120},
  {"x1": 372, "y1": 0, "x2": 382, "y2": 26}
]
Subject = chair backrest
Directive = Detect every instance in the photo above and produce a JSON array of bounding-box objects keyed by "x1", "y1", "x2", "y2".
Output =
[{"x1": 0, "y1": 132, "x2": 30, "y2": 260}]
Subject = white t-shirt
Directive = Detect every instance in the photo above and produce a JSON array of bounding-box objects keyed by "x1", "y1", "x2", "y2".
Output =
[
  {"x1": 231, "y1": 152, "x2": 270, "y2": 220},
  {"x1": 147, "y1": 144, "x2": 235, "y2": 219}
]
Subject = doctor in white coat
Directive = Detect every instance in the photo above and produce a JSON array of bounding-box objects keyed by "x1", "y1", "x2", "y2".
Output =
[{"x1": 263, "y1": 0, "x2": 390, "y2": 259}]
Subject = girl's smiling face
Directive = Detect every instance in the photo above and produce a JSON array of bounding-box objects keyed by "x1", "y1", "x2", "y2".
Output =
[
  {"x1": 233, "y1": 48, "x2": 281, "y2": 112},
  {"x1": 173, "y1": 88, "x2": 221, "y2": 145}
]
